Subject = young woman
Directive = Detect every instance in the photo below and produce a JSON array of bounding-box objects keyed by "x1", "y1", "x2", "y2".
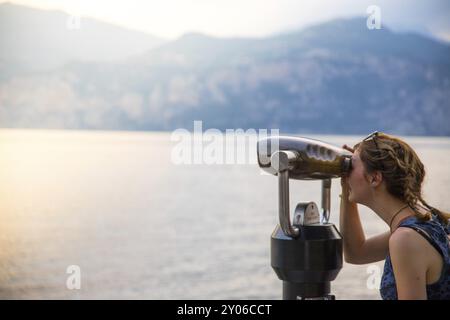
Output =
[{"x1": 339, "y1": 131, "x2": 450, "y2": 300}]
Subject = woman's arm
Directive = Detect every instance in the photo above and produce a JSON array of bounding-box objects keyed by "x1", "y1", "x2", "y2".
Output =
[{"x1": 339, "y1": 177, "x2": 390, "y2": 264}]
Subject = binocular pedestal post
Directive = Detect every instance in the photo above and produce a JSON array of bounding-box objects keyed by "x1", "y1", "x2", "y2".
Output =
[{"x1": 270, "y1": 150, "x2": 343, "y2": 300}]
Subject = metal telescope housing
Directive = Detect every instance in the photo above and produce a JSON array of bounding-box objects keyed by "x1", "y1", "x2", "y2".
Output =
[
  {"x1": 257, "y1": 135, "x2": 352, "y2": 180},
  {"x1": 257, "y1": 135, "x2": 352, "y2": 300}
]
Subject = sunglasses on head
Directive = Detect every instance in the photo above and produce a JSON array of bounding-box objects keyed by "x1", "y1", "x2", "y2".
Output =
[
  {"x1": 362, "y1": 131, "x2": 385, "y2": 171},
  {"x1": 363, "y1": 131, "x2": 381, "y2": 148}
]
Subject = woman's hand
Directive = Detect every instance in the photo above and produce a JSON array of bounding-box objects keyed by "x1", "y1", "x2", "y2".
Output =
[
  {"x1": 340, "y1": 144, "x2": 353, "y2": 202},
  {"x1": 340, "y1": 176, "x2": 350, "y2": 202}
]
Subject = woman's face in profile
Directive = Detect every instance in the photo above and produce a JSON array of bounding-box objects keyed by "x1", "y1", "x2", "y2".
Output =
[{"x1": 347, "y1": 148, "x2": 372, "y2": 204}]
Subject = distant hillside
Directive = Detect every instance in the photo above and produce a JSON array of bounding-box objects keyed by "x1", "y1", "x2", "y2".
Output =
[
  {"x1": 0, "y1": 6, "x2": 449, "y2": 136},
  {"x1": 0, "y1": 2, "x2": 165, "y2": 73}
]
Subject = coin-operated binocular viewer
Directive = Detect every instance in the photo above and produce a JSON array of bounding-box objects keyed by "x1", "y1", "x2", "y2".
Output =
[{"x1": 257, "y1": 136, "x2": 353, "y2": 300}]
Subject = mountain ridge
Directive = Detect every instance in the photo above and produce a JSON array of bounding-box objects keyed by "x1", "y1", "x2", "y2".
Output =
[{"x1": 0, "y1": 5, "x2": 449, "y2": 136}]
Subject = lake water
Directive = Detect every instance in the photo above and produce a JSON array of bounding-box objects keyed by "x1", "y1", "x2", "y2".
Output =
[{"x1": 0, "y1": 129, "x2": 449, "y2": 299}]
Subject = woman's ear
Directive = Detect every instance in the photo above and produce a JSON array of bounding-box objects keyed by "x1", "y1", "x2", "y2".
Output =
[{"x1": 371, "y1": 171, "x2": 383, "y2": 186}]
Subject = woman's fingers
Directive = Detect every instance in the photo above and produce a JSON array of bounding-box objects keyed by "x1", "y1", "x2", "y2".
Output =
[
  {"x1": 342, "y1": 144, "x2": 354, "y2": 153},
  {"x1": 340, "y1": 177, "x2": 350, "y2": 203},
  {"x1": 340, "y1": 176, "x2": 348, "y2": 187},
  {"x1": 340, "y1": 144, "x2": 352, "y2": 196}
]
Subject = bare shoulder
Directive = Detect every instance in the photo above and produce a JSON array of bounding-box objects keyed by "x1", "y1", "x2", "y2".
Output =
[{"x1": 389, "y1": 227, "x2": 428, "y2": 257}]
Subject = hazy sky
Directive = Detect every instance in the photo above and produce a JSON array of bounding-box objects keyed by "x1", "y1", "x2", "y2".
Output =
[{"x1": 3, "y1": 0, "x2": 450, "y2": 40}]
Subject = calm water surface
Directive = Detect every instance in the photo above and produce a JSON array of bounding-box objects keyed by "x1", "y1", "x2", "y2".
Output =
[{"x1": 0, "y1": 129, "x2": 449, "y2": 299}]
